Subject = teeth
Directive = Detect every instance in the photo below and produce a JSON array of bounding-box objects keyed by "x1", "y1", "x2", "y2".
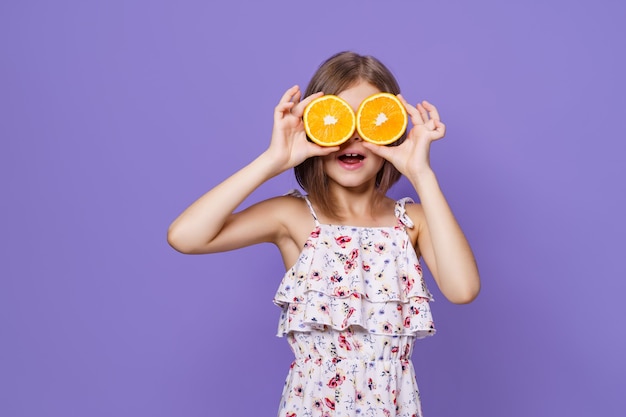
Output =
[{"x1": 345, "y1": 153, "x2": 359, "y2": 157}]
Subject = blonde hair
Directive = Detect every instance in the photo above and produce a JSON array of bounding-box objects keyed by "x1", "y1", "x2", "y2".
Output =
[{"x1": 294, "y1": 51, "x2": 406, "y2": 218}]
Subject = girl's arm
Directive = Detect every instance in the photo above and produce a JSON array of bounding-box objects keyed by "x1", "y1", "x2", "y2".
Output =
[
  {"x1": 362, "y1": 97, "x2": 480, "y2": 304},
  {"x1": 168, "y1": 86, "x2": 338, "y2": 254}
]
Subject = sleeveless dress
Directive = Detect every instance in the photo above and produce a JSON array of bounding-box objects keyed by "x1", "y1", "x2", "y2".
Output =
[{"x1": 273, "y1": 192, "x2": 436, "y2": 417}]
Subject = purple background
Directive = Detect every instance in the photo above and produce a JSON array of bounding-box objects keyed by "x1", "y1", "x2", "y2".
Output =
[{"x1": 2, "y1": 1, "x2": 625, "y2": 416}]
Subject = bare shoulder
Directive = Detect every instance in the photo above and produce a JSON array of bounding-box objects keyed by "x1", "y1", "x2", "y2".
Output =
[
  {"x1": 259, "y1": 193, "x2": 316, "y2": 268},
  {"x1": 403, "y1": 200, "x2": 426, "y2": 247},
  {"x1": 404, "y1": 200, "x2": 425, "y2": 220},
  {"x1": 261, "y1": 193, "x2": 311, "y2": 219},
  {"x1": 251, "y1": 192, "x2": 314, "y2": 231},
  {"x1": 241, "y1": 194, "x2": 308, "y2": 227}
]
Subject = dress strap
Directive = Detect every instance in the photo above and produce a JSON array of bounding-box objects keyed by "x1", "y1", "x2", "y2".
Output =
[
  {"x1": 394, "y1": 197, "x2": 415, "y2": 229},
  {"x1": 284, "y1": 189, "x2": 320, "y2": 226}
]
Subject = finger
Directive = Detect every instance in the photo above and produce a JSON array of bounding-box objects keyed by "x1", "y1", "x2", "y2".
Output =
[
  {"x1": 307, "y1": 142, "x2": 340, "y2": 156},
  {"x1": 292, "y1": 91, "x2": 324, "y2": 117},
  {"x1": 279, "y1": 85, "x2": 300, "y2": 104},
  {"x1": 416, "y1": 103, "x2": 430, "y2": 124},
  {"x1": 293, "y1": 89, "x2": 302, "y2": 105},
  {"x1": 421, "y1": 100, "x2": 441, "y2": 121},
  {"x1": 361, "y1": 141, "x2": 394, "y2": 161},
  {"x1": 274, "y1": 101, "x2": 295, "y2": 119},
  {"x1": 398, "y1": 94, "x2": 424, "y2": 125},
  {"x1": 433, "y1": 119, "x2": 446, "y2": 134}
]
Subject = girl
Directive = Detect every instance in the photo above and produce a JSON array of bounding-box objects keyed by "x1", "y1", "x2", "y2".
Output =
[{"x1": 168, "y1": 51, "x2": 480, "y2": 417}]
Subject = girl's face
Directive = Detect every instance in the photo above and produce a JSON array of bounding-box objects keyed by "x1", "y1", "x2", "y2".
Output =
[{"x1": 322, "y1": 81, "x2": 386, "y2": 190}]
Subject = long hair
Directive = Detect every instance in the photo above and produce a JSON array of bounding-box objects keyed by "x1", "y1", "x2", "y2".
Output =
[{"x1": 294, "y1": 51, "x2": 406, "y2": 218}]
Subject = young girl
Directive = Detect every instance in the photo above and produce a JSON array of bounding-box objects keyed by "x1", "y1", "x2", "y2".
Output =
[{"x1": 168, "y1": 51, "x2": 480, "y2": 417}]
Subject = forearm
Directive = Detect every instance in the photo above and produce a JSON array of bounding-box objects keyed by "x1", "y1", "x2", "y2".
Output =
[
  {"x1": 167, "y1": 151, "x2": 282, "y2": 253},
  {"x1": 409, "y1": 169, "x2": 480, "y2": 303}
]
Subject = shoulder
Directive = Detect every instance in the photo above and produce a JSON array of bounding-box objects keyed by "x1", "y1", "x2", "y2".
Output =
[
  {"x1": 401, "y1": 200, "x2": 426, "y2": 246},
  {"x1": 403, "y1": 200, "x2": 425, "y2": 219},
  {"x1": 254, "y1": 191, "x2": 314, "y2": 230},
  {"x1": 248, "y1": 192, "x2": 310, "y2": 222},
  {"x1": 259, "y1": 192, "x2": 317, "y2": 266}
]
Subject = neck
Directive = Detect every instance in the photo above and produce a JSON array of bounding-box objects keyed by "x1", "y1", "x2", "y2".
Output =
[{"x1": 321, "y1": 181, "x2": 385, "y2": 221}]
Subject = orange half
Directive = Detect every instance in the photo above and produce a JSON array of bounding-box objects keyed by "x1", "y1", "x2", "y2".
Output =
[
  {"x1": 303, "y1": 95, "x2": 356, "y2": 147},
  {"x1": 356, "y1": 93, "x2": 408, "y2": 145}
]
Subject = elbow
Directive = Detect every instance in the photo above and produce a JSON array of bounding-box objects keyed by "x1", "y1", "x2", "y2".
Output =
[
  {"x1": 167, "y1": 225, "x2": 195, "y2": 254},
  {"x1": 449, "y1": 288, "x2": 480, "y2": 304},
  {"x1": 446, "y1": 276, "x2": 481, "y2": 305}
]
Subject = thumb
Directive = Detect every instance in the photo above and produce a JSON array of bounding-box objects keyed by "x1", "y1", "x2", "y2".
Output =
[{"x1": 362, "y1": 141, "x2": 394, "y2": 161}]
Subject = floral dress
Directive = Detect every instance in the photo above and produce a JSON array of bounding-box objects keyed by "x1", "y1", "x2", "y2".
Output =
[{"x1": 273, "y1": 192, "x2": 436, "y2": 417}]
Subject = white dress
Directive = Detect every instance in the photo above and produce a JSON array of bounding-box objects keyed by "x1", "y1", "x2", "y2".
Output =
[{"x1": 273, "y1": 193, "x2": 436, "y2": 417}]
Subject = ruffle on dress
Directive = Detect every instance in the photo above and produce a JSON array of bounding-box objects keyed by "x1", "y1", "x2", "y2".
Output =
[{"x1": 274, "y1": 207, "x2": 436, "y2": 338}]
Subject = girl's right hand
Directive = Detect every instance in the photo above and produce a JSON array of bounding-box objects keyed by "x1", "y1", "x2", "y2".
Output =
[{"x1": 264, "y1": 85, "x2": 339, "y2": 172}]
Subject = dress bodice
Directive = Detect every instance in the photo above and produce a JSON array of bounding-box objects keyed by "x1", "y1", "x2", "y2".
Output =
[{"x1": 273, "y1": 191, "x2": 436, "y2": 339}]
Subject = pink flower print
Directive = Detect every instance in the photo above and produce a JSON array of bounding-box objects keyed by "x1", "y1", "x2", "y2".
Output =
[
  {"x1": 318, "y1": 304, "x2": 330, "y2": 315},
  {"x1": 312, "y1": 399, "x2": 323, "y2": 410},
  {"x1": 391, "y1": 345, "x2": 399, "y2": 354},
  {"x1": 356, "y1": 391, "x2": 364, "y2": 403},
  {"x1": 330, "y1": 271, "x2": 343, "y2": 283},
  {"x1": 324, "y1": 397, "x2": 335, "y2": 410},
  {"x1": 338, "y1": 333, "x2": 352, "y2": 351},
  {"x1": 382, "y1": 321, "x2": 393, "y2": 334},
  {"x1": 403, "y1": 343, "x2": 411, "y2": 358},
  {"x1": 293, "y1": 384, "x2": 304, "y2": 397},
  {"x1": 352, "y1": 337, "x2": 363, "y2": 351},
  {"x1": 335, "y1": 235, "x2": 351, "y2": 248},
  {"x1": 362, "y1": 261, "x2": 370, "y2": 271},
  {"x1": 286, "y1": 412, "x2": 296, "y2": 417},
  {"x1": 310, "y1": 227, "x2": 321, "y2": 238},
  {"x1": 401, "y1": 275, "x2": 414, "y2": 294},
  {"x1": 380, "y1": 229, "x2": 390, "y2": 238},
  {"x1": 367, "y1": 377, "x2": 376, "y2": 390},
  {"x1": 340, "y1": 306, "x2": 356, "y2": 328},
  {"x1": 343, "y1": 248, "x2": 359, "y2": 273},
  {"x1": 374, "y1": 242, "x2": 386, "y2": 253},
  {"x1": 404, "y1": 316, "x2": 411, "y2": 328},
  {"x1": 334, "y1": 286, "x2": 349, "y2": 297},
  {"x1": 383, "y1": 409, "x2": 391, "y2": 417},
  {"x1": 326, "y1": 372, "x2": 345, "y2": 388},
  {"x1": 310, "y1": 270, "x2": 322, "y2": 281},
  {"x1": 414, "y1": 263, "x2": 423, "y2": 274}
]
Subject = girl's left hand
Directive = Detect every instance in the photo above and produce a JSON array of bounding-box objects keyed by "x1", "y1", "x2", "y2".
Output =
[{"x1": 362, "y1": 96, "x2": 446, "y2": 179}]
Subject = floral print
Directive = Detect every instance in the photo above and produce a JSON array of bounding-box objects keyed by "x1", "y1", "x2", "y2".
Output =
[{"x1": 274, "y1": 192, "x2": 435, "y2": 417}]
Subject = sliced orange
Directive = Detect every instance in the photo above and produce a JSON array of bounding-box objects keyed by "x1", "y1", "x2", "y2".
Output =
[
  {"x1": 356, "y1": 93, "x2": 408, "y2": 145},
  {"x1": 303, "y1": 95, "x2": 356, "y2": 147}
]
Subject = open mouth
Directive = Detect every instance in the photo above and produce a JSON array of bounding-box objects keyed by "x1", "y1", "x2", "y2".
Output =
[{"x1": 338, "y1": 153, "x2": 365, "y2": 164}]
